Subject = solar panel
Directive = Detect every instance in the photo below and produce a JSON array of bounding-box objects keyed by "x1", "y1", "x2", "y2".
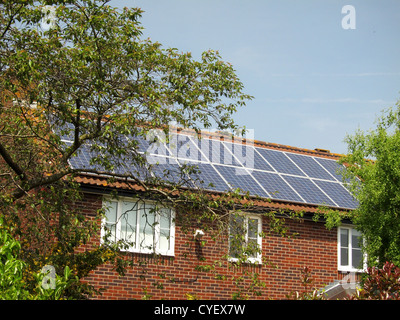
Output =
[
  {"x1": 142, "y1": 132, "x2": 169, "y2": 156},
  {"x1": 223, "y1": 142, "x2": 274, "y2": 172},
  {"x1": 179, "y1": 160, "x2": 231, "y2": 193},
  {"x1": 145, "y1": 154, "x2": 188, "y2": 185},
  {"x1": 125, "y1": 132, "x2": 151, "y2": 153},
  {"x1": 192, "y1": 136, "x2": 222, "y2": 163},
  {"x1": 251, "y1": 171, "x2": 303, "y2": 202},
  {"x1": 214, "y1": 165, "x2": 270, "y2": 198},
  {"x1": 198, "y1": 139, "x2": 243, "y2": 166},
  {"x1": 282, "y1": 175, "x2": 337, "y2": 207},
  {"x1": 313, "y1": 180, "x2": 358, "y2": 209},
  {"x1": 68, "y1": 142, "x2": 151, "y2": 181},
  {"x1": 314, "y1": 157, "x2": 347, "y2": 182},
  {"x1": 62, "y1": 122, "x2": 358, "y2": 210},
  {"x1": 255, "y1": 148, "x2": 305, "y2": 176},
  {"x1": 48, "y1": 115, "x2": 75, "y2": 142},
  {"x1": 285, "y1": 153, "x2": 335, "y2": 181},
  {"x1": 68, "y1": 143, "x2": 106, "y2": 173},
  {"x1": 168, "y1": 133, "x2": 204, "y2": 161}
]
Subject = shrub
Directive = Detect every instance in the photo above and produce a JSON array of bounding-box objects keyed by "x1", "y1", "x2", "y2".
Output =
[{"x1": 350, "y1": 261, "x2": 400, "y2": 300}]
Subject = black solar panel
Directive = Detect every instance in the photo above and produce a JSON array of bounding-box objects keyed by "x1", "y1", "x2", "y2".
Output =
[
  {"x1": 313, "y1": 180, "x2": 358, "y2": 209},
  {"x1": 223, "y1": 142, "x2": 274, "y2": 172},
  {"x1": 179, "y1": 160, "x2": 230, "y2": 193},
  {"x1": 285, "y1": 152, "x2": 336, "y2": 181},
  {"x1": 251, "y1": 171, "x2": 303, "y2": 203},
  {"x1": 193, "y1": 136, "x2": 222, "y2": 163},
  {"x1": 68, "y1": 143, "x2": 105, "y2": 172},
  {"x1": 214, "y1": 165, "x2": 270, "y2": 198},
  {"x1": 144, "y1": 154, "x2": 197, "y2": 188},
  {"x1": 256, "y1": 148, "x2": 305, "y2": 176},
  {"x1": 61, "y1": 126, "x2": 358, "y2": 209},
  {"x1": 314, "y1": 157, "x2": 347, "y2": 182},
  {"x1": 168, "y1": 134, "x2": 204, "y2": 162},
  {"x1": 282, "y1": 175, "x2": 337, "y2": 207}
]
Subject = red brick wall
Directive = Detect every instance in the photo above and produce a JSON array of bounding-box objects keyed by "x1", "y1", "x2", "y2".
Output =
[{"x1": 81, "y1": 192, "x2": 339, "y2": 300}]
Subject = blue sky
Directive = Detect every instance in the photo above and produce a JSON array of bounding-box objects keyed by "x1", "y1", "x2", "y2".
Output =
[{"x1": 112, "y1": 0, "x2": 400, "y2": 154}]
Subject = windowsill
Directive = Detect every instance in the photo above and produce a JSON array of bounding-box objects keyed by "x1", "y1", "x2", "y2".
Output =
[
  {"x1": 338, "y1": 266, "x2": 365, "y2": 273},
  {"x1": 228, "y1": 257, "x2": 262, "y2": 265},
  {"x1": 101, "y1": 242, "x2": 175, "y2": 257},
  {"x1": 120, "y1": 247, "x2": 175, "y2": 257}
]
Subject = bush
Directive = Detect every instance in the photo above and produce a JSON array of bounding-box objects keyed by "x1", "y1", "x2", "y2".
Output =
[
  {"x1": 0, "y1": 217, "x2": 29, "y2": 299},
  {"x1": 0, "y1": 216, "x2": 78, "y2": 300},
  {"x1": 289, "y1": 262, "x2": 400, "y2": 300},
  {"x1": 350, "y1": 261, "x2": 400, "y2": 300}
]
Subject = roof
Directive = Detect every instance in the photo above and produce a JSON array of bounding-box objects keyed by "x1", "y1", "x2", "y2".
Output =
[{"x1": 67, "y1": 126, "x2": 358, "y2": 212}]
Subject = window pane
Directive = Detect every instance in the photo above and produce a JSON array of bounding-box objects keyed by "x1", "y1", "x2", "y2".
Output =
[
  {"x1": 247, "y1": 238, "x2": 258, "y2": 258},
  {"x1": 340, "y1": 229, "x2": 349, "y2": 247},
  {"x1": 341, "y1": 248, "x2": 349, "y2": 266},
  {"x1": 248, "y1": 218, "x2": 258, "y2": 240},
  {"x1": 160, "y1": 208, "x2": 171, "y2": 230},
  {"x1": 352, "y1": 248, "x2": 362, "y2": 269},
  {"x1": 104, "y1": 201, "x2": 118, "y2": 241},
  {"x1": 229, "y1": 215, "x2": 245, "y2": 258},
  {"x1": 352, "y1": 230, "x2": 362, "y2": 249},
  {"x1": 230, "y1": 215, "x2": 245, "y2": 235},
  {"x1": 121, "y1": 201, "x2": 137, "y2": 244},
  {"x1": 139, "y1": 203, "x2": 155, "y2": 250},
  {"x1": 247, "y1": 218, "x2": 259, "y2": 258},
  {"x1": 159, "y1": 208, "x2": 171, "y2": 252}
]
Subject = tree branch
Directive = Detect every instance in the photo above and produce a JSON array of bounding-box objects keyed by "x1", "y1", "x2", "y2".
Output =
[
  {"x1": 0, "y1": 3, "x2": 24, "y2": 40},
  {"x1": 10, "y1": 167, "x2": 74, "y2": 201},
  {"x1": 0, "y1": 142, "x2": 26, "y2": 181},
  {"x1": 74, "y1": 98, "x2": 81, "y2": 148}
]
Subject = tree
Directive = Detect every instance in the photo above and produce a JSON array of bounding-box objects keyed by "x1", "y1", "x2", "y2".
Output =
[
  {"x1": 1, "y1": 0, "x2": 252, "y2": 202},
  {"x1": 0, "y1": 0, "x2": 258, "y2": 298},
  {"x1": 340, "y1": 101, "x2": 400, "y2": 267}
]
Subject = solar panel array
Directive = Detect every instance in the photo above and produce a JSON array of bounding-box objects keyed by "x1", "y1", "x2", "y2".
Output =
[{"x1": 65, "y1": 128, "x2": 358, "y2": 210}]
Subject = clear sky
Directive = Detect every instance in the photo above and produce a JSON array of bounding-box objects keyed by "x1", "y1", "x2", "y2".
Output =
[{"x1": 111, "y1": 0, "x2": 400, "y2": 154}]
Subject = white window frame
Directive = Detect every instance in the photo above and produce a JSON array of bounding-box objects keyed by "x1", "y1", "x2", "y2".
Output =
[
  {"x1": 338, "y1": 226, "x2": 366, "y2": 272},
  {"x1": 101, "y1": 197, "x2": 175, "y2": 256},
  {"x1": 228, "y1": 213, "x2": 262, "y2": 264}
]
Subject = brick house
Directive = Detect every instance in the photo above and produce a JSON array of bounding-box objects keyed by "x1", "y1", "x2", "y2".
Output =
[{"x1": 69, "y1": 128, "x2": 361, "y2": 300}]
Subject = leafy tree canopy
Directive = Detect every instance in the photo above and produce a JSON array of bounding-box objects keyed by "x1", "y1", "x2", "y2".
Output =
[
  {"x1": 0, "y1": 0, "x2": 257, "y2": 298},
  {"x1": 341, "y1": 101, "x2": 400, "y2": 267},
  {"x1": 0, "y1": 0, "x2": 252, "y2": 201}
]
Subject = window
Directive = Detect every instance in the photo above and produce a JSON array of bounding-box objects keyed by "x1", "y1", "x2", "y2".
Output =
[
  {"x1": 338, "y1": 227, "x2": 365, "y2": 272},
  {"x1": 102, "y1": 198, "x2": 175, "y2": 256},
  {"x1": 229, "y1": 214, "x2": 262, "y2": 263}
]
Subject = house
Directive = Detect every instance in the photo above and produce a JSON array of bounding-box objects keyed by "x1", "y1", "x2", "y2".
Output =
[{"x1": 69, "y1": 127, "x2": 362, "y2": 299}]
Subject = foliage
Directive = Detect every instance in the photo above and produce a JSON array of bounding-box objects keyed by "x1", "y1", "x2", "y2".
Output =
[
  {"x1": 0, "y1": 216, "x2": 29, "y2": 299},
  {"x1": 286, "y1": 266, "x2": 326, "y2": 300},
  {"x1": 349, "y1": 261, "x2": 400, "y2": 300},
  {"x1": 340, "y1": 102, "x2": 400, "y2": 267},
  {"x1": 289, "y1": 262, "x2": 400, "y2": 300},
  {"x1": 0, "y1": 0, "x2": 252, "y2": 202},
  {"x1": 0, "y1": 215, "x2": 79, "y2": 299}
]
